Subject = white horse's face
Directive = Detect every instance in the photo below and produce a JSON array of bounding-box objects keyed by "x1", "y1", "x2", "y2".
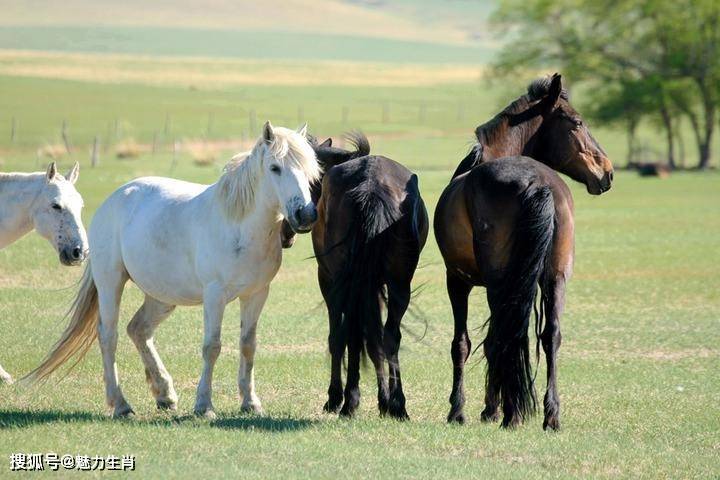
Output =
[
  {"x1": 262, "y1": 123, "x2": 319, "y2": 233},
  {"x1": 33, "y1": 162, "x2": 89, "y2": 266}
]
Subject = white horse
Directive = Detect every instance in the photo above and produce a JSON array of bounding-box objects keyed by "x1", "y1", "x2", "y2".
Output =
[
  {"x1": 25, "y1": 122, "x2": 320, "y2": 418},
  {"x1": 0, "y1": 162, "x2": 88, "y2": 384}
]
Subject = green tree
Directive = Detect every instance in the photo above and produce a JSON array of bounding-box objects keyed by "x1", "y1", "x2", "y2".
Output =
[{"x1": 492, "y1": 0, "x2": 720, "y2": 168}]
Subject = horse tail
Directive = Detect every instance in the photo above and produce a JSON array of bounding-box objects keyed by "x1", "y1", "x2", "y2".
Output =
[
  {"x1": 329, "y1": 182, "x2": 400, "y2": 363},
  {"x1": 22, "y1": 262, "x2": 99, "y2": 384},
  {"x1": 344, "y1": 131, "x2": 371, "y2": 158},
  {"x1": 484, "y1": 183, "x2": 555, "y2": 426},
  {"x1": 408, "y1": 174, "x2": 423, "y2": 241}
]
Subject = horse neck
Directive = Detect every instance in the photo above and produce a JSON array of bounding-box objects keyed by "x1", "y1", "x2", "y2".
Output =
[
  {"x1": 209, "y1": 174, "x2": 282, "y2": 243},
  {"x1": 0, "y1": 174, "x2": 43, "y2": 247},
  {"x1": 478, "y1": 114, "x2": 544, "y2": 161}
]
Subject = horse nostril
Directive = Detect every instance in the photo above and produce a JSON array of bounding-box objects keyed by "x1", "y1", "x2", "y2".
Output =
[
  {"x1": 72, "y1": 247, "x2": 82, "y2": 259},
  {"x1": 608, "y1": 171, "x2": 614, "y2": 182}
]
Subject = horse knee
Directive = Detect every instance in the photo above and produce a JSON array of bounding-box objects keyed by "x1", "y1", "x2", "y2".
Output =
[
  {"x1": 451, "y1": 334, "x2": 471, "y2": 365},
  {"x1": 541, "y1": 325, "x2": 561, "y2": 352},
  {"x1": 202, "y1": 340, "x2": 221, "y2": 362}
]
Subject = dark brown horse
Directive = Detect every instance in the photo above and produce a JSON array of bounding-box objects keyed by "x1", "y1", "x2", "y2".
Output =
[
  {"x1": 309, "y1": 133, "x2": 429, "y2": 419},
  {"x1": 434, "y1": 74, "x2": 613, "y2": 430}
]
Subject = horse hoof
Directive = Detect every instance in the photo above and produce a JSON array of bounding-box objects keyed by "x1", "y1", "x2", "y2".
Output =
[
  {"x1": 156, "y1": 399, "x2": 178, "y2": 411},
  {"x1": 447, "y1": 410, "x2": 466, "y2": 424},
  {"x1": 480, "y1": 409, "x2": 500, "y2": 423},
  {"x1": 113, "y1": 406, "x2": 135, "y2": 419},
  {"x1": 240, "y1": 403, "x2": 263, "y2": 415},
  {"x1": 194, "y1": 409, "x2": 217, "y2": 420},
  {"x1": 323, "y1": 399, "x2": 342, "y2": 414},
  {"x1": 339, "y1": 404, "x2": 357, "y2": 418},
  {"x1": 389, "y1": 409, "x2": 409, "y2": 421},
  {"x1": 543, "y1": 416, "x2": 560, "y2": 431},
  {"x1": 500, "y1": 415, "x2": 523, "y2": 429},
  {"x1": 0, "y1": 375, "x2": 14, "y2": 385}
]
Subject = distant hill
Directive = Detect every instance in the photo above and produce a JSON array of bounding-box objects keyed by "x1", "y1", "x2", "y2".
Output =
[{"x1": 0, "y1": 0, "x2": 496, "y2": 46}]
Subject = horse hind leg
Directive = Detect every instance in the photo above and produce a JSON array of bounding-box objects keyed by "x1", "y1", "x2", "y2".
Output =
[
  {"x1": 366, "y1": 298, "x2": 389, "y2": 417},
  {"x1": 0, "y1": 363, "x2": 13, "y2": 384},
  {"x1": 95, "y1": 268, "x2": 131, "y2": 417},
  {"x1": 480, "y1": 338, "x2": 501, "y2": 423},
  {"x1": 384, "y1": 279, "x2": 411, "y2": 420},
  {"x1": 126, "y1": 296, "x2": 177, "y2": 410},
  {"x1": 447, "y1": 272, "x2": 472, "y2": 424},
  {"x1": 541, "y1": 275, "x2": 565, "y2": 431}
]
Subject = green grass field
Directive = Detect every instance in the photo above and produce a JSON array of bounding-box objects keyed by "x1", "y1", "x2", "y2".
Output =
[
  {"x1": 0, "y1": 141, "x2": 719, "y2": 478},
  {"x1": 1, "y1": 4, "x2": 719, "y2": 475}
]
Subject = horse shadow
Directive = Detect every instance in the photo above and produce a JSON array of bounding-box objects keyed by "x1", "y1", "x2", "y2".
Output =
[{"x1": 0, "y1": 409, "x2": 315, "y2": 432}]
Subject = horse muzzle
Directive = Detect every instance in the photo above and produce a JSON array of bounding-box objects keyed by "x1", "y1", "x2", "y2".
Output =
[
  {"x1": 588, "y1": 170, "x2": 613, "y2": 195},
  {"x1": 59, "y1": 244, "x2": 88, "y2": 266},
  {"x1": 288, "y1": 202, "x2": 318, "y2": 233}
]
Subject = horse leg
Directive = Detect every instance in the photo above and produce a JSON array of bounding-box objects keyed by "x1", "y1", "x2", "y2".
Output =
[
  {"x1": 447, "y1": 272, "x2": 472, "y2": 424},
  {"x1": 367, "y1": 298, "x2": 389, "y2": 417},
  {"x1": 384, "y1": 279, "x2": 411, "y2": 420},
  {"x1": 480, "y1": 339, "x2": 501, "y2": 423},
  {"x1": 95, "y1": 272, "x2": 131, "y2": 417},
  {"x1": 339, "y1": 333, "x2": 362, "y2": 418},
  {"x1": 0, "y1": 363, "x2": 13, "y2": 384},
  {"x1": 542, "y1": 275, "x2": 565, "y2": 431},
  {"x1": 193, "y1": 284, "x2": 226, "y2": 419},
  {"x1": 319, "y1": 274, "x2": 343, "y2": 413},
  {"x1": 126, "y1": 296, "x2": 177, "y2": 410},
  {"x1": 238, "y1": 286, "x2": 269, "y2": 414}
]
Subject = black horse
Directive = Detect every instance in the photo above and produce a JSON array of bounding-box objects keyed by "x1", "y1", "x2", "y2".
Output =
[
  {"x1": 301, "y1": 133, "x2": 429, "y2": 419},
  {"x1": 434, "y1": 74, "x2": 614, "y2": 429}
]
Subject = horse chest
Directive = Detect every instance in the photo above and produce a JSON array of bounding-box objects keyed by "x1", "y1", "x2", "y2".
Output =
[{"x1": 218, "y1": 238, "x2": 282, "y2": 298}]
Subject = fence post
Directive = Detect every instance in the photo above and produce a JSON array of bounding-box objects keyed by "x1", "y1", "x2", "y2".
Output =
[
  {"x1": 164, "y1": 113, "x2": 171, "y2": 137},
  {"x1": 91, "y1": 136, "x2": 99, "y2": 167},
  {"x1": 171, "y1": 139, "x2": 179, "y2": 172},
  {"x1": 382, "y1": 102, "x2": 389, "y2": 124},
  {"x1": 206, "y1": 112, "x2": 214, "y2": 138},
  {"x1": 152, "y1": 131, "x2": 159, "y2": 155},
  {"x1": 61, "y1": 120, "x2": 72, "y2": 154},
  {"x1": 249, "y1": 109, "x2": 257, "y2": 136},
  {"x1": 10, "y1": 116, "x2": 16, "y2": 143}
]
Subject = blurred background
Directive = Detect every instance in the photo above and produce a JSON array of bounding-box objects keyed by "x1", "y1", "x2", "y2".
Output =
[{"x1": 0, "y1": 0, "x2": 717, "y2": 171}]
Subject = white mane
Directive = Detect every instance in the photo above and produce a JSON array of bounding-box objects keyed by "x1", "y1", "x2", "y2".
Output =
[{"x1": 217, "y1": 127, "x2": 321, "y2": 221}]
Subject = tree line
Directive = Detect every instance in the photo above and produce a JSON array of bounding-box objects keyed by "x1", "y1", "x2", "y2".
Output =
[{"x1": 492, "y1": 0, "x2": 719, "y2": 169}]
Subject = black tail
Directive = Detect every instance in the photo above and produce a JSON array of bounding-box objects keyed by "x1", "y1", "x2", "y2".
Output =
[
  {"x1": 327, "y1": 183, "x2": 400, "y2": 364},
  {"x1": 484, "y1": 184, "x2": 555, "y2": 426},
  {"x1": 344, "y1": 131, "x2": 371, "y2": 158}
]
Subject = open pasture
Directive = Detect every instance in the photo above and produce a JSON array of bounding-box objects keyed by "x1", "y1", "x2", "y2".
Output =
[{"x1": 0, "y1": 25, "x2": 718, "y2": 476}]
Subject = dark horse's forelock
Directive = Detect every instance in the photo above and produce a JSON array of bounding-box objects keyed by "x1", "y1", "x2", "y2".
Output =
[{"x1": 527, "y1": 76, "x2": 569, "y2": 102}]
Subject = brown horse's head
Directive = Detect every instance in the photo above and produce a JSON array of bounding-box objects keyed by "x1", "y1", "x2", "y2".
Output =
[{"x1": 530, "y1": 74, "x2": 614, "y2": 195}]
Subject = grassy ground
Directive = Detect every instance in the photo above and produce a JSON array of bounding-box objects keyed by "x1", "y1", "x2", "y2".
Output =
[{"x1": 0, "y1": 144, "x2": 718, "y2": 478}]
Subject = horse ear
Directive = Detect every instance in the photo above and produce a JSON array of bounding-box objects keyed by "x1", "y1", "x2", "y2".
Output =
[
  {"x1": 540, "y1": 73, "x2": 563, "y2": 112},
  {"x1": 46, "y1": 162, "x2": 57, "y2": 181},
  {"x1": 262, "y1": 121, "x2": 275, "y2": 144},
  {"x1": 297, "y1": 123, "x2": 308, "y2": 138},
  {"x1": 319, "y1": 138, "x2": 332, "y2": 148},
  {"x1": 66, "y1": 162, "x2": 80, "y2": 184}
]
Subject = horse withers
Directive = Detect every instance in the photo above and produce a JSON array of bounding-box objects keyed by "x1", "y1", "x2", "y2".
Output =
[
  {"x1": 308, "y1": 133, "x2": 429, "y2": 419},
  {"x1": 434, "y1": 74, "x2": 613, "y2": 430},
  {"x1": 24, "y1": 122, "x2": 320, "y2": 418},
  {"x1": 0, "y1": 162, "x2": 88, "y2": 384}
]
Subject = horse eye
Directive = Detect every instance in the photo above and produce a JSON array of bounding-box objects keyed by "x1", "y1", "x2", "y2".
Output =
[
  {"x1": 574, "y1": 119, "x2": 583, "y2": 128},
  {"x1": 270, "y1": 165, "x2": 281, "y2": 174},
  {"x1": 52, "y1": 203, "x2": 62, "y2": 211}
]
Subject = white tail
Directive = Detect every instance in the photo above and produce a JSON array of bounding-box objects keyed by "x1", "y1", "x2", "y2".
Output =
[{"x1": 23, "y1": 262, "x2": 98, "y2": 383}]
